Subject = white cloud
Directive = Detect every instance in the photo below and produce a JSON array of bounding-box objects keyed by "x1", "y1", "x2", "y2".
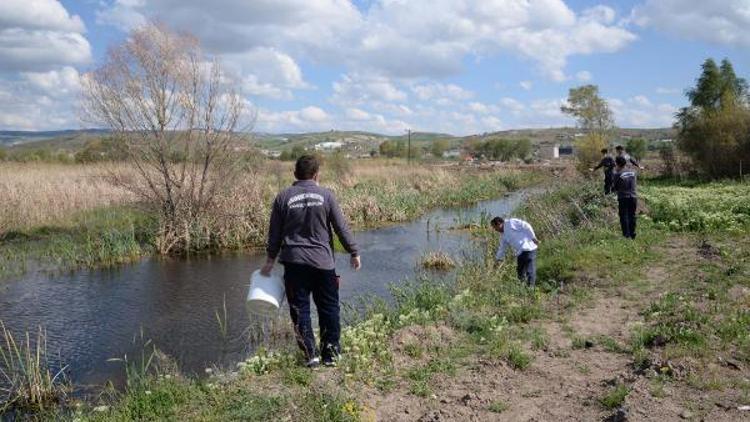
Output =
[
  {"x1": 0, "y1": 0, "x2": 91, "y2": 72},
  {"x1": 227, "y1": 47, "x2": 311, "y2": 99},
  {"x1": 576, "y1": 70, "x2": 593, "y2": 82},
  {"x1": 519, "y1": 80, "x2": 533, "y2": 91},
  {"x1": 345, "y1": 108, "x2": 371, "y2": 121},
  {"x1": 632, "y1": 1, "x2": 750, "y2": 47},
  {"x1": 331, "y1": 73, "x2": 408, "y2": 106},
  {"x1": 412, "y1": 83, "x2": 474, "y2": 103},
  {"x1": 256, "y1": 106, "x2": 332, "y2": 132},
  {"x1": 95, "y1": 0, "x2": 146, "y2": 31},
  {"x1": 0, "y1": 67, "x2": 83, "y2": 130},
  {"x1": 467, "y1": 102, "x2": 499, "y2": 115},
  {"x1": 610, "y1": 95, "x2": 677, "y2": 127},
  {"x1": 96, "y1": 0, "x2": 637, "y2": 81},
  {"x1": 0, "y1": 0, "x2": 85, "y2": 32}
]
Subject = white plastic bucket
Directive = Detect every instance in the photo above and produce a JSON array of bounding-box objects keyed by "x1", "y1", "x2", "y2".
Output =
[{"x1": 247, "y1": 270, "x2": 285, "y2": 317}]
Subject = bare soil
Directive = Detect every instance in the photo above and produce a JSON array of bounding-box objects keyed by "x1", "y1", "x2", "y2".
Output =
[{"x1": 359, "y1": 236, "x2": 750, "y2": 421}]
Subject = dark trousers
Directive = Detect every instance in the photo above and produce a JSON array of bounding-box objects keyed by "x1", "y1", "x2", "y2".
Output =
[
  {"x1": 618, "y1": 197, "x2": 637, "y2": 239},
  {"x1": 516, "y1": 250, "x2": 537, "y2": 288},
  {"x1": 603, "y1": 172, "x2": 613, "y2": 195},
  {"x1": 283, "y1": 263, "x2": 340, "y2": 361}
]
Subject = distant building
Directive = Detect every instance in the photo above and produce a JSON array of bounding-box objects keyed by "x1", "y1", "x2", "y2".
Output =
[
  {"x1": 314, "y1": 141, "x2": 343, "y2": 151},
  {"x1": 442, "y1": 149, "x2": 461, "y2": 159},
  {"x1": 261, "y1": 149, "x2": 281, "y2": 158},
  {"x1": 558, "y1": 145, "x2": 574, "y2": 155}
]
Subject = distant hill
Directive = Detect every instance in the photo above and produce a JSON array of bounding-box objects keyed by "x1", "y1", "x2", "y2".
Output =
[
  {"x1": 0, "y1": 127, "x2": 676, "y2": 157},
  {"x1": 0, "y1": 129, "x2": 109, "y2": 148}
]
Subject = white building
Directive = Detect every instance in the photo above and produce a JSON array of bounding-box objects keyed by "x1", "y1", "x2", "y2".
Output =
[{"x1": 314, "y1": 141, "x2": 344, "y2": 151}]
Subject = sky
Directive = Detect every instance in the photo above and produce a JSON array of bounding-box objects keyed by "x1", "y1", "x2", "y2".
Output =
[{"x1": 0, "y1": 0, "x2": 749, "y2": 135}]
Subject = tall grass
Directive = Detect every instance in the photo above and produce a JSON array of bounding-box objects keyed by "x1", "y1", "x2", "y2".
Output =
[
  {"x1": 0, "y1": 322, "x2": 69, "y2": 414},
  {"x1": 0, "y1": 163, "x2": 135, "y2": 233},
  {"x1": 1, "y1": 160, "x2": 542, "y2": 279}
]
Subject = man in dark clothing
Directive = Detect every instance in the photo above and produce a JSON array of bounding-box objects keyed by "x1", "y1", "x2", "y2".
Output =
[
  {"x1": 261, "y1": 155, "x2": 361, "y2": 368},
  {"x1": 590, "y1": 148, "x2": 615, "y2": 194},
  {"x1": 613, "y1": 156, "x2": 638, "y2": 239},
  {"x1": 615, "y1": 145, "x2": 643, "y2": 169}
]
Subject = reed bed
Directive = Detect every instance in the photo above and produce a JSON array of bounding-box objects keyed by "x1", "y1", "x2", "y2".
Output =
[
  {"x1": 0, "y1": 163, "x2": 135, "y2": 233},
  {"x1": 0, "y1": 322, "x2": 69, "y2": 414}
]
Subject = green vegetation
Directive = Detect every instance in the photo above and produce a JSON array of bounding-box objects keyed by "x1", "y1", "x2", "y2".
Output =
[
  {"x1": 0, "y1": 207, "x2": 154, "y2": 279},
  {"x1": 599, "y1": 384, "x2": 629, "y2": 409},
  {"x1": 625, "y1": 137, "x2": 648, "y2": 161},
  {"x1": 468, "y1": 137, "x2": 532, "y2": 161},
  {"x1": 5, "y1": 169, "x2": 750, "y2": 419},
  {"x1": 0, "y1": 163, "x2": 541, "y2": 280},
  {"x1": 488, "y1": 400, "x2": 509, "y2": 413},
  {"x1": 0, "y1": 323, "x2": 69, "y2": 414},
  {"x1": 641, "y1": 182, "x2": 750, "y2": 232},
  {"x1": 677, "y1": 58, "x2": 750, "y2": 178}
]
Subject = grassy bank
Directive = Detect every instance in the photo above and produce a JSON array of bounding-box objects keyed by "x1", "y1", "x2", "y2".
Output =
[
  {"x1": 26, "y1": 178, "x2": 743, "y2": 421},
  {"x1": 0, "y1": 160, "x2": 543, "y2": 280}
]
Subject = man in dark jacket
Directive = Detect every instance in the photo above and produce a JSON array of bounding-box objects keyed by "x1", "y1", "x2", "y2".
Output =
[
  {"x1": 590, "y1": 148, "x2": 615, "y2": 194},
  {"x1": 613, "y1": 156, "x2": 637, "y2": 239},
  {"x1": 615, "y1": 145, "x2": 643, "y2": 169},
  {"x1": 261, "y1": 155, "x2": 361, "y2": 368}
]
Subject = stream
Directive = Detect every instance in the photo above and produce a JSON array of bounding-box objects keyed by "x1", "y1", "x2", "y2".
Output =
[{"x1": 0, "y1": 189, "x2": 531, "y2": 389}]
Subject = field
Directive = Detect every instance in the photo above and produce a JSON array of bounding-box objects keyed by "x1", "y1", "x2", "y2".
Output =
[
  {"x1": 0, "y1": 160, "x2": 540, "y2": 280},
  {"x1": 2, "y1": 172, "x2": 741, "y2": 421},
  {"x1": 2, "y1": 156, "x2": 749, "y2": 420}
]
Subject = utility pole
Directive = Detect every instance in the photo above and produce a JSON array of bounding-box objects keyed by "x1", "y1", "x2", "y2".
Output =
[{"x1": 407, "y1": 129, "x2": 411, "y2": 163}]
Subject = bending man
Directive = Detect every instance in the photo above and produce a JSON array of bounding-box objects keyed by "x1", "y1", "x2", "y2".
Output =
[{"x1": 491, "y1": 217, "x2": 539, "y2": 288}]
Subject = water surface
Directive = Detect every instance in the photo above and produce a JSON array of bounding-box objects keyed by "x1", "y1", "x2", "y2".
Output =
[{"x1": 0, "y1": 190, "x2": 530, "y2": 388}]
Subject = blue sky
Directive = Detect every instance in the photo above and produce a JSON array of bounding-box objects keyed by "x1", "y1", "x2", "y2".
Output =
[{"x1": 1, "y1": 0, "x2": 749, "y2": 134}]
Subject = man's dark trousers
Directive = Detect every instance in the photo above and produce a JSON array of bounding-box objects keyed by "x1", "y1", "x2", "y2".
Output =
[
  {"x1": 516, "y1": 250, "x2": 537, "y2": 288},
  {"x1": 618, "y1": 197, "x2": 637, "y2": 239},
  {"x1": 283, "y1": 262, "x2": 340, "y2": 361},
  {"x1": 603, "y1": 171, "x2": 613, "y2": 195}
]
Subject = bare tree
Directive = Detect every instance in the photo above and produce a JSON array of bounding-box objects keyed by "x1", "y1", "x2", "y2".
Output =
[{"x1": 80, "y1": 22, "x2": 252, "y2": 253}]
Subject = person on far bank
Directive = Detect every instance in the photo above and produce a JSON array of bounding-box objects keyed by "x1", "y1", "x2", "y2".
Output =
[
  {"x1": 491, "y1": 217, "x2": 539, "y2": 288},
  {"x1": 613, "y1": 156, "x2": 638, "y2": 239},
  {"x1": 589, "y1": 148, "x2": 615, "y2": 194},
  {"x1": 615, "y1": 145, "x2": 643, "y2": 169},
  {"x1": 261, "y1": 155, "x2": 361, "y2": 369}
]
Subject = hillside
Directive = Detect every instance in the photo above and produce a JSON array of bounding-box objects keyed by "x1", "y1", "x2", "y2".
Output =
[{"x1": 0, "y1": 127, "x2": 676, "y2": 158}]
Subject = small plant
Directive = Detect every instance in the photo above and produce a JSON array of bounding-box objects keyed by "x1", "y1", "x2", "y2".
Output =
[
  {"x1": 0, "y1": 322, "x2": 69, "y2": 414},
  {"x1": 599, "y1": 384, "x2": 630, "y2": 409},
  {"x1": 215, "y1": 294, "x2": 229, "y2": 341},
  {"x1": 488, "y1": 400, "x2": 509, "y2": 413},
  {"x1": 403, "y1": 343, "x2": 423, "y2": 359},
  {"x1": 407, "y1": 358, "x2": 456, "y2": 397},
  {"x1": 419, "y1": 251, "x2": 456, "y2": 271},
  {"x1": 504, "y1": 344, "x2": 532, "y2": 370}
]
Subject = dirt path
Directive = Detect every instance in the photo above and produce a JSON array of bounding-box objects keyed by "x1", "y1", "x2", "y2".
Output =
[{"x1": 362, "y1": 237, "x2": 748, "y2": 421}]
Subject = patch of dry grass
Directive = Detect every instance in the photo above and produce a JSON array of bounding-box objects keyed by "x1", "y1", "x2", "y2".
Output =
[
  {"x1": 420, "y1": 251, "x2": 457, "y2": 271},
  {"x1": 0, "y1": 163, "x2": 135, "y2": 233}
]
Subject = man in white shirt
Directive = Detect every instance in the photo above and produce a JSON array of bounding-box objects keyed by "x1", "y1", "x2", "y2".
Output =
[{"x1": 491, "y1": 217, "x2": 540, "y2": 288}]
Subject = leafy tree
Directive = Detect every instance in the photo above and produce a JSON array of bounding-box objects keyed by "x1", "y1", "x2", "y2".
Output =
[
  {"x1": 513, "y1": 138, "x2": 532, "y2": 161},
  {"x1": 677, "y1": 58, "x2": 750, "y2": 178},
  {"x1": 625, "y1": 138, "x2": 648, "y2": 161},
  {"x1": 430, "y1": 139, "x2": 449, "y2": 157},
  {"x1": 379, "y1": 140, "x2": 406, "y2": 158},
  {"x1": 279, "y1": 144, "x2": 306, "y2": 161},
  {"x1": 575, "y1": 133, "x2": 608, "y2": 173},
  {"x1": 476, "y1": 138, "x2": 531, "y2": 161},
  {"x1": 561, "y1": 85, "x2": 615, "y2": 135}
]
